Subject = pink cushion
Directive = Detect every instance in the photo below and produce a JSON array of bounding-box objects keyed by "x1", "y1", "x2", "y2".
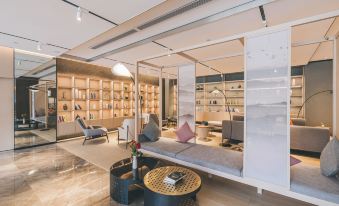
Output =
[
  {"x1": 175, "y1": 122, "x2": 195, "y2": 143},
  {"x1": 290, "y1": 156, "x2": 302, "y2": 166}
]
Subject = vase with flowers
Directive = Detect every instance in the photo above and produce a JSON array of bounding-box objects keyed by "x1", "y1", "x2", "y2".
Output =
[{"x1": 129, "y1": 140, "x2": 143, "y2": 180}]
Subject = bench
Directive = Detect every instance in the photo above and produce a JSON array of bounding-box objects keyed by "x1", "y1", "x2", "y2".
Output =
[{"x1": 140, "y1": 137, "x2": 339, "y2": 206}]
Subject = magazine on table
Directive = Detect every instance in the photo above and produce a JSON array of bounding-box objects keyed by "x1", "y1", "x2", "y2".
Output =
[{"x1": 163, "y1": 171, "x2": 186, "y2": 185}]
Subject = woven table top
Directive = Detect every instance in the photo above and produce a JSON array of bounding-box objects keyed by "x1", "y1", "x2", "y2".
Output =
[{"x1": 143, "y1": 166, "x2": 201, "y2": 196}]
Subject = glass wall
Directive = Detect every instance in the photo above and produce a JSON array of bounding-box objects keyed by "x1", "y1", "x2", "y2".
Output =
[{"x1": 14, "y1": 50, "x2": 56, "y2": 149}]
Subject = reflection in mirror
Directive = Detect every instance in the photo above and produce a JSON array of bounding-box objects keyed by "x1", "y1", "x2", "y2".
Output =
[{"x1": 14, "y1": 50, "x2": 56, "y2": 149}]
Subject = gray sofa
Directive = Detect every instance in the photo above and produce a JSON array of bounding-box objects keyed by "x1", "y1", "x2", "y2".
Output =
[
  {"x1": 291, "y1": 163, "x2": 339, "y2": 204},
  {"x1": 222, "y1": 118, "x2": 330, "y2": 153},
  {"x1": 290, "y1": 126, "x2": 330, "y2": 153},
  {"x1": 141, "y1": 138, "x2": 243, "y2": 177}
]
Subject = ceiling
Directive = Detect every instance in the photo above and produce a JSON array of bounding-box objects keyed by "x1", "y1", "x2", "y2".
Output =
[
  {"x1": 1, "y1": 0, "x2": 339, "y2": 78},
  {"x1": 15, "y1": 50, "x2": 55, "y2": 79}
]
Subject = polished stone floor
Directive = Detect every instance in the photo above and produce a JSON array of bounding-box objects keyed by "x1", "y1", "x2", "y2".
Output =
[
  {"x1": 0, "y1": 138, "x2": 314, "y2": 206},
  {"x1": 0, "y1": 144, "x2": 111, "y2": 206}
]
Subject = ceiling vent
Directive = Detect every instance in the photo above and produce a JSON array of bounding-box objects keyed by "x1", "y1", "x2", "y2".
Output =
[
  {"x1": 91, "y1": 29, "x2": 138, "y2": 49},
  {"x1": 137, "y1": 0, "x2": 212, "y2": 30}
]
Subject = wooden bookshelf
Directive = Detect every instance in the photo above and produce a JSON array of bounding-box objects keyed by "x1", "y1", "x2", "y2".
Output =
[
  {"x1": 57, "y1": 75, "x2": 160, "y2": 124},
  {"x1": 196, "y1": 75, "x2": 304, "y2": 117}
]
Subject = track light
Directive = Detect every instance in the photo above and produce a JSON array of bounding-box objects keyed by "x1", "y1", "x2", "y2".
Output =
[
  {"x1": 167, "y1": 48, "x2": 171, "y2": 57},
  {"x1": 37, "y1": 42, "x2": 42, "y2": 51},
  {"x1": 76, "y1": 7, "x2": 82, "y2": 22}
]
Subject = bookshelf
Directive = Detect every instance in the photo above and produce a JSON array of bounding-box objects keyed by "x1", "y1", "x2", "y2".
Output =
[
  {"x1": 196, "y1": 80, "x2": 244, "y2": 113},
  {"x1": 196, "y1": 75, "x2": 304, "y2": 117},
  {"x1": 57, "y1": 74, "x2": 160, "y2": 125}
]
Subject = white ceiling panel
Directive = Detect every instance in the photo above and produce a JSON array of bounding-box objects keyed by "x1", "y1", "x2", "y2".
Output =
[
  {"x1": 107, "y1": 43, "x2": 167, "y2": 63},
  {"x1": 15, "y1": 51, "x2": 52, "y2": 77},
  {"x1": 326, "y1": 17, "x2": 339, "y2": 38},
  {"x1": 68, "y1": 0, "x2": 166, "y2": 24},
  {"x1": 291, "y1": 44, "x2": 319, "y2": 66},
  {"x1": 157, "y1": 8, "x2": 263, "y2": 50},
  {"x1": 67, "y1": 0, "x2": 255, "y2": 59},
  {"x1": 203, "y1": 55, "x2": 244, "y2": 74},
  {"x1": 311, "y1": 41, "x2": 333, "y2": 62},
  {"x1": 0, "y1": 34, "x2": 67, "y2": 56},
  {"x1": 196, "y1": 63, "x2": 220, "y2": 77},
  {"x1": 292, "y1": 18, "x2": 334, "y2": 44},
  {"x1": 0, "y1": 0, "x2": 113, "y2": 51},
  {"x1": 264, "y1": 0, "x2": 339, "y2": 26},
  {"x1": 146, "y1": 54, "x2": 193, "y2": 68},
  {"x1": 185, "y1": 40, "x2": 243, "y2": 61}
]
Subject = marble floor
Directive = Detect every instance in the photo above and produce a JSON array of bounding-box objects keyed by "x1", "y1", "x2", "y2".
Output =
[
  {"x1": 14, "y1": 128, "x2": 56, "y2": 149},
  {"x1": 0, "y1": 134, "x2": 315, "y2": 206}
]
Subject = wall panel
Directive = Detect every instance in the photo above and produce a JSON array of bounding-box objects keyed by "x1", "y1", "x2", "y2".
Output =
[
  {"x1": 244, "y1": 29, "x2": 290, "y2": 187},
  {"x1": 0, "y1": 46, "x2": 14, "y2": 151},
  {"x1": 178, "y1": 64, "x2": 196, "y2": 131}
]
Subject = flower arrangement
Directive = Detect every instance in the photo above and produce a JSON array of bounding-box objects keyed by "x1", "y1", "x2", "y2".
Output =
[{"x1": 129, "y1": 140, "x2": 143, "y2": 157}]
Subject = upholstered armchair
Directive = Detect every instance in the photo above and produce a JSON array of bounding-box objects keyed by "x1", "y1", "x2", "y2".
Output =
[
  {"x1": 76, "y1": 118, "x2": 109, "y2": 145},
  {"x1": 118, "y1": 118, "x2": 137, "y2": 149}
]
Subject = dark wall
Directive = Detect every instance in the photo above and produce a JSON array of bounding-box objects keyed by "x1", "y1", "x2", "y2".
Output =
[
  {"x1": 15, "y1": 77, "x2": 39, "y2": 119},
  {"x1": 304, "y1": 60, "x2": 333, "y2": 131}
]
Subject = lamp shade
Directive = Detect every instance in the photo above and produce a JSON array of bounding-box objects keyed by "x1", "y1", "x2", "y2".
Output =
[{"x1": 111, "y1": 63, "x2": 131, "y2": 77}]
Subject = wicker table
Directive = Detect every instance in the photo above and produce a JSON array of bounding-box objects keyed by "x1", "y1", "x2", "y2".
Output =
[
  {"x1": 110, "y1": 157, "x2": 161, "y2": 205},
  {"x1": 144, "y1": 166, "x2": 201, "y2": 206}
]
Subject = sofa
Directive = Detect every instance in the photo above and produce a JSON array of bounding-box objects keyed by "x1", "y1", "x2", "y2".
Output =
[
  {"x1": 290, "y1": 126, "x2": 330, "y2": 153},
  {"x1": 141, "y1": 138, "x2": 243, "y2": 177},
  {"x1": 222, "y1": 118, "x2": 330, "y2": 153}
]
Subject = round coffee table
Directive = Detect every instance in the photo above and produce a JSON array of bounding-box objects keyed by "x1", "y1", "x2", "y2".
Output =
[{"x1": 143, "y1": 166, "x2": 201, "y2": 206}]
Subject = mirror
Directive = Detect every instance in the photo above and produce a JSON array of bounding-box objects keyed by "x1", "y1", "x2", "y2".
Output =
[{"x1": 14, "y1": 50, "x2": 56, "y2": 149}]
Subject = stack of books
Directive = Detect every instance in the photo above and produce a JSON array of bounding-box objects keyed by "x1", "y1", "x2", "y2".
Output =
[{"x1": 163, "y1": 171, "x2": 186, "y2": 185}]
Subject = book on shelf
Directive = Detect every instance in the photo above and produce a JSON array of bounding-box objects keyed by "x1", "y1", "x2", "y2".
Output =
[{"x1": 163, "y1": 171, "x2": 186, "y2": 185}]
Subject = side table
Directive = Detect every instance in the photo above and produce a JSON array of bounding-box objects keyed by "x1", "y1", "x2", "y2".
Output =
[
  {"x1": 143, "y1": 166, "x2": 201, "y2": 206},
  {"x1": 110, "y1": 157, "x2": 161, "y2": 205}
]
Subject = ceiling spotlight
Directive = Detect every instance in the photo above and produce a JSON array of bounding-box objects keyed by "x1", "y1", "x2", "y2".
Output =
[
  {"x1": 37, "y1": 42, "x2": 42, "y2": 51},
  {"x1": 76, "y1": 7, "x2": 82, "y2": 22},
  {"x1": 167, "y1": 48, "x2": 171, "y2": 57}
]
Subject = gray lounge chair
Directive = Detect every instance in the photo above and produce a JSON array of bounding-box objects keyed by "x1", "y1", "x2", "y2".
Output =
[{"x1": 76, "y1": 118, "x2": 109, "y2": 145}]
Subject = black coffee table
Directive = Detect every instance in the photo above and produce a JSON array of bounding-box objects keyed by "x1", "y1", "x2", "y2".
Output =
[
  {"x1": 110, "y1": 156, "x2": 161, "y2": 205},
  {"x1": 143, "y1": 166, "x2": 201, "y2": 206}
]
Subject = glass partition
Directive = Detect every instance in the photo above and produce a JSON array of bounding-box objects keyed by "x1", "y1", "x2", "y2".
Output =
[
  {"x1": 14, "y1": 50, "x2": 56, "y2": 149},
  {"x1": 244, "y1": 29, "x2": 290, "y2": 187}
]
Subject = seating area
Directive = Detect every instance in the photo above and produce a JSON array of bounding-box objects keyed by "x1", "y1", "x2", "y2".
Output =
[{"x1": 140, "y1": 135, "x2": 339, "y2": 205}]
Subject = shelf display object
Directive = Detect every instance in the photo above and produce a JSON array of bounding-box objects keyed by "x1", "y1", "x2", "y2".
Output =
[
  {"x1": 196, "y1": 75, "x2": 304, "y2": 117},
  {"x1": 57, "y1": 74, "x2": 160, "y2": 139}
]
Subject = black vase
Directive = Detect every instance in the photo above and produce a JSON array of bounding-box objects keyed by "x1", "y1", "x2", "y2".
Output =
[{"x1": 63, "y1": 104, "x2": 68, "y2": 111}]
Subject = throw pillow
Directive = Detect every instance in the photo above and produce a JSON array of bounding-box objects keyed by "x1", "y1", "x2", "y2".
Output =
[
  {"x1": 320, "y1": 137, "x2": 339, "y2": 176},
  {"x1": 143, "y1": 119, "x2": 160, "y2": 142},
  {"x1": 138, "y1": 134, "x2": 150, "y2": 143},
  {"x1": 290, "y1": 156, "x2": 301, "y2": 166},
  {"x1": 175, "y1": 121, "x2": 195, "y2": 143}
]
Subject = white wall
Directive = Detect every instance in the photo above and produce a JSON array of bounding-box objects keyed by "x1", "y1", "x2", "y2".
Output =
[{"x1": 0, "y1": 46, "x2": 14, "y2": 151}]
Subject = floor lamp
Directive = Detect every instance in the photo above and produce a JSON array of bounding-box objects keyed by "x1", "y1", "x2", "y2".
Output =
[
  {"x1": 210, "y1": 87, "x2": 232, "y2": 147},
  {"x1": 296, "y1": 89, "x2": 333, "y2": 119},
  {"x1": 111, "y1": 63, "x2": 143, "y2": 134}
]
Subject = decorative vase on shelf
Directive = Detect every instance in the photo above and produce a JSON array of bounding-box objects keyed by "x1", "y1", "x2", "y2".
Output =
[{"x1": 63, "y1": 104, "x2": 68, "y2": 111}]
